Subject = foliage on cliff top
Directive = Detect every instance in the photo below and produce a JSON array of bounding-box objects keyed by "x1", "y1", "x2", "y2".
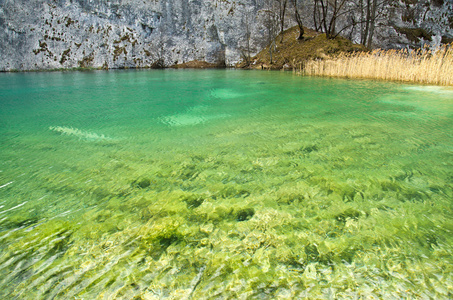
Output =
[{"x1": 241, "y1": 26, "x2": 367, "y2": 70}]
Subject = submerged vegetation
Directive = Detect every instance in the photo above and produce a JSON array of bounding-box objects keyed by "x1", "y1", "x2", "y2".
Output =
[{"x1": 0, "y1": 71, "x2": 452, "y2": 298}]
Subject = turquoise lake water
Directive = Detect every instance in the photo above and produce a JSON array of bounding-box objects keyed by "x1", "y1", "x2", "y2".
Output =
[{"x1": 0, "y1": 69, "x2": 452, "y2": 299}]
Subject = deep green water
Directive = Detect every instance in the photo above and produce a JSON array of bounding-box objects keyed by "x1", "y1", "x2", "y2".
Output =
[{"x1": 0, "y1": 69, "x2": 452, "y2": 299}]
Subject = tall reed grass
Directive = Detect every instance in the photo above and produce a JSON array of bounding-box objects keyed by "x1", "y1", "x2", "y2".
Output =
[{"x1": 301, "y1": 43, "x2": 453, "y2": 85}]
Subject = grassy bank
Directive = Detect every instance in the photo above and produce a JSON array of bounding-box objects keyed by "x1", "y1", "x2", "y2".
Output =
[
  {"x1": 244, "y1": 26, "x2": 366, "y2": 70},
  {"x1": 302, "y1": 44, "x2": 453, "y2": 86}
]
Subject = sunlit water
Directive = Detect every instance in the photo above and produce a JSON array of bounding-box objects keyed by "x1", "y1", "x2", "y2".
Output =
[{"x1": 0, "y1": 69, "x2": 452, "y2": 299}]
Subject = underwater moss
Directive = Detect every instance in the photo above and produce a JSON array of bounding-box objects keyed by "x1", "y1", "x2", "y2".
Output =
[{"x1": 0, "y1": 70, "x2": 452, "y2": 299}]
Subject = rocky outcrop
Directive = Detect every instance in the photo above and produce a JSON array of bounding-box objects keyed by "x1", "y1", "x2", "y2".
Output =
[
  {"x1": 0, "y1": 0, "x2": 452, "y2": 71},
  {"x1": 0, "y1": 0, "x2": 270, "y2": 70},
  {"x1": 375, "y1": 0, "x2": 453, "y2": 49}
]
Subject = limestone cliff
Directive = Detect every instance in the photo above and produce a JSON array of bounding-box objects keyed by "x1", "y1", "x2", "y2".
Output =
[
  {"x1": 0, "y1": 0, "x2": 451, "y2": 71},
  {"x1": 0, "y1": 0, "x2": 270, "y2": 70}
]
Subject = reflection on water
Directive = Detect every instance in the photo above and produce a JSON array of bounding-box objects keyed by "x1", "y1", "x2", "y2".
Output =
[{"x1": 0, "y1": 70, "x2": 452, "y2": 299}]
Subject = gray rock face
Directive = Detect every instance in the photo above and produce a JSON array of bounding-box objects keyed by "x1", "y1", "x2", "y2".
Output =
[
  {"x1": 369, "y1": 0, "x2": 453, "y2": 49},
  {"x1": 0, "y1": 0, "x2": 269, "y2": 70},
  {"x1": 0, "y1": 0, "x2": 452, "y2": 71},
  {"x1": 297, "y1": 0, "x2": 453, "y2": 50}
]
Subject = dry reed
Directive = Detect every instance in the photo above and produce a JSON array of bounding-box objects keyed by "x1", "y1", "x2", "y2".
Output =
[{"x1": 301, "y1": 43, "x2": 453, "y2": 85}]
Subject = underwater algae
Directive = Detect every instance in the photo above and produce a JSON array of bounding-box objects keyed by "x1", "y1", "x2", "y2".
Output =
[{"x1": 0, "y1": 70, "x2": 452, "y2": 299}]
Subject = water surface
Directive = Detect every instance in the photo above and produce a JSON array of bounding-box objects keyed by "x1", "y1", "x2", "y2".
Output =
[{"x1": 0, "y1": 70, "x2": 452, "y2": 298}]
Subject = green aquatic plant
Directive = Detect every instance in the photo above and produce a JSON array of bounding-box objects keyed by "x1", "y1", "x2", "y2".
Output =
[{"x1": 1, "y1": 71, "x2": 452, "y2": 298}]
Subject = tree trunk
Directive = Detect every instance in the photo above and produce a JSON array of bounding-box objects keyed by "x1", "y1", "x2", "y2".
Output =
[
  {"x1": 327, "y1": 0, "x2": 338, "y2": 39},
  {"x1": 279, "y1": 0, "x2": 288, "y2": 43},
  {"x1": 319, "y1": 0, "x2": 329, "y2": 36},
  {"x1": 366, "y1": 0, "x2": 377, "y2": 48},
  {"x1": 292, "y1": 0, "x2": 304, "y2": 40},
  {"x1": 362, "y1": 0, "x2": 371, "y2": 46},
  {"x1": 314, "y1": 0, "x2": 319, "y2": 31},
  {"x1": 359, "y1": 0, "x2": 364, "y2": 44},
  {"x1": 264, "y1": 2, "x2": 279, "y2": 64}
]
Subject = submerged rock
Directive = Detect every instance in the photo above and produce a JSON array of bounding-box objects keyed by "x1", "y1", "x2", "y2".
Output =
[
  {"x1": 132, "y1": 177, "x2": 152, "y2": 189},
  {"x1": 236, "y1": 207, "x2": 255, "y2": 222}
]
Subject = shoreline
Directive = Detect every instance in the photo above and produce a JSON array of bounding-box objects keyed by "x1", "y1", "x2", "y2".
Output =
[
  {"x1": 2, "y1": 66, "x2": 452, "y2": 88},
  {"x1": 2, "y1": 48, "x2": 452, "y2": 87}
]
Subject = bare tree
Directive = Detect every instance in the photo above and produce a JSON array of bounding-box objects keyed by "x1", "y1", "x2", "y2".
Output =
[
  {"x1": 261, "y1": 1, "x2": 279, "y2": 64},
  {"x1": 366, "y1": 0, "x2": 377, "y2": 48},
  {"x1": 292, "y1": 0, "x2": 305, "y2": 40},
  {"x1": 275, "y1": 0, "x2": 288, "y2": 43},
  {"x1": 361, "y1": 0, "x2": 385, "y2": 48},
  {"x1": 313, "y1": 0, "x2": 322, "y2": 31},
  {"x1": 314, "y1": 0, "x2": 350, "y2": 39},
  {"x1": 313, "y1": 0, "x2": 384, "y2": 40},
  {"x1": 351, "y1": 0, "x2": 388, "y2": 47}
]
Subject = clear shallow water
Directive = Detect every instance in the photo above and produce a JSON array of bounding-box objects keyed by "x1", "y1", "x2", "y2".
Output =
[{"x1": 0, "y1": 69, "x2": 452, "y2": 299}]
